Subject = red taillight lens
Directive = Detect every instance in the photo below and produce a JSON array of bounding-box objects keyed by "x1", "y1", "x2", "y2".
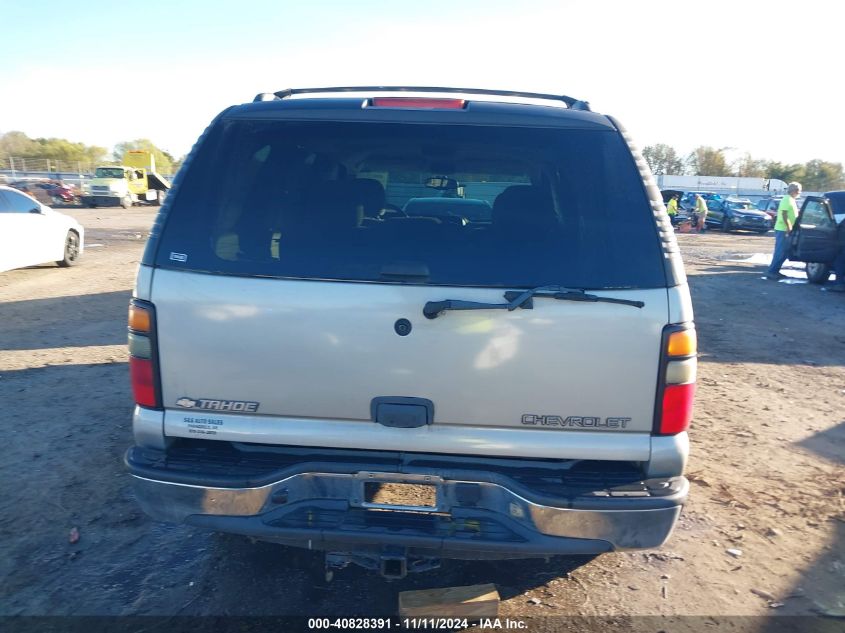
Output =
[
  {"x1": 130, "y1": 356, "x2": 158, "y2": 408},
  {"x1": 659, "y1": 383, "x2": 695, "y2": 435},
  {"x1": 371, "y1": 97, "x2": 466, "y2": 109},
  {"x1": 128, "y1": 299, "x2": 160, "y2": 409},
  {"x1": 655, "y1": 324, "x2": 697, "y2": 435}
]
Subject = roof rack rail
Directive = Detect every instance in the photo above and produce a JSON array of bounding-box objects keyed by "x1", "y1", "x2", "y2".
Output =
[{"x1": 253, "y1": 86, "x2": 591, "y2": 111}]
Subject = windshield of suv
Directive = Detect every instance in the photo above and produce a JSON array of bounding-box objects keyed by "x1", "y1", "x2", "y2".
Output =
[
  {"x1": 95, "y1": 168, "x2": 125, "y2": 179},
  {"x1": 153, "y1": 120, "x2": 666, "y2": 289}
]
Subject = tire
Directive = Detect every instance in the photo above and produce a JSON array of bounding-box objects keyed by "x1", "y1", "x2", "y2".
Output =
[
  {"x1": 57, "y1": 231, "x2": 81, "y2": 267},
  {"x1": 805, "y1": 262, "x2": 831, "y2": 285},
  {"x1": 51, "y1": 195, "x2": 63, "y2": 207},
  {"x1": 721, "y1": 216, "x2": 731, "y2": 232},
  {"x1": 153, "y1": 189, "x2": 166, "y2": 206},
  {"x1": 121, "y1": 194, "x2": 132, "y2": 209}
]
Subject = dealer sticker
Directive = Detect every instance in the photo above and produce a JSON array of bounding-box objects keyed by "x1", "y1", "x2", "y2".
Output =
[{"x1": 183, "y1": 416, "x2": 224, "y2": 436}]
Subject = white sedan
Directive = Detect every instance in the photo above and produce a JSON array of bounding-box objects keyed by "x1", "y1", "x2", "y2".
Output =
[{"x1": 0, "y1": 185, "x2": 84, "y2": 272}]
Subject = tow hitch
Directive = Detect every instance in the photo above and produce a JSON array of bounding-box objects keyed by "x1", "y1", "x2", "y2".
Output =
[{"x1": 325, "y1": 549, "x2": 441, "y2": 581}]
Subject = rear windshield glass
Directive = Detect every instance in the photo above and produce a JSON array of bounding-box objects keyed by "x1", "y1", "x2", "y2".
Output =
[{"x1": 153, "y1": 120, "x2": 666, "y2": 288}]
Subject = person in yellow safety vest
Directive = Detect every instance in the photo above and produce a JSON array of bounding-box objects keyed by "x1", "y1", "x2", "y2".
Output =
[
  {"x1": 667, "y1": 194, "x2": 679, "y2": 217},
  {"x1": 765, "y1": 181, "x2": 802, "y2": 279},
  {"x1": 695, "y1": 194, "x2": 708, "y2": 232}
]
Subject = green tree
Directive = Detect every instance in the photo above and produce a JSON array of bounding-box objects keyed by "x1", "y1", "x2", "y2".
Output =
[
  {"x1": 0, "y1": 131, "x2": 107, "y2": 167},
  {"x1": 82, "y1": 145, "x2": 109, "y2": 166},
  {"x1": 0, "y1": 131, "x2": 37, "y2": 156},
  {"x1": 687, "y1": 146, "x2": 732, "y2": 176},
  {"x1": 171, "y1": 154, "x2": 186, "y2": 175},
  {"x1": 642, "y1": 144, "x2": 686, "y2": 175},
  {"x1": 800, "y1": 159, "x2": 844, "y2": 191},
  {"x1": 765, "y1": 161, "x2": 805, "y2": 184},
  {"x1": 39, "y1": 138, "x2": 107, "y2": 168},
  {"x1": 113, "y1": 139, "x2": 174, "y2": 173},
  {"x1": 734, "y1": 153, "x2": 768, "y2": 178}
]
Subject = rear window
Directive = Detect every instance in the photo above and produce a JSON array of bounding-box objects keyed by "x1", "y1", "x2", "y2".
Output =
[{"x1": 153, "y1": 120, "x2": 666, "y2": 288}]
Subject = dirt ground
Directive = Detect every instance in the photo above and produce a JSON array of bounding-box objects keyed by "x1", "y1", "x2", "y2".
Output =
[{"x1": 0, "y1": 208, "x2": 843, "y2": 627}]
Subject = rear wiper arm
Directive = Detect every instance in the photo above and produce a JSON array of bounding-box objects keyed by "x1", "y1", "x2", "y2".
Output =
[
  {"x1": 423, "y1": 285, "x2": 644, "y2": 319},
  {"x1": 423, "y1": 299, "x2": 511, "y2": 320}
]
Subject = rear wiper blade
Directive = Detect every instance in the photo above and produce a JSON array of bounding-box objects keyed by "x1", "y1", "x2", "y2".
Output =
[
  {"x1": 423, "y1": 285, "x2": 644, "y2": 319},
  {"x1": 503, "y1": 285, "x2": 645, "y2": 310}
]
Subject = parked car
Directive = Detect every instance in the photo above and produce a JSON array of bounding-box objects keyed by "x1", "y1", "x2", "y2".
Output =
[
  {"x1": 44, "y1": 182, "x2": 79, "y2": 204},
  {"x1": 788, "y1": 191, "x2": 845, "y2": 283},
  {"x1": 756, "y1": 196, "x2": 781, "y2": 221},
  {"x1": 705, "y1": 197, "x2": 772, "y2": 233},
  {"x1": 660, "y1": 189, "x2": 691, "y2": 227},
  {"x1": 0, "y1": 185, "x2": 84, "y2": 272},
  {"x1": 660, "y1": 189, "x2": 684, "y2": 203},
  {"x1": 402, "y1": 196, "x2": 493, "y2": 223},
  {"x1": 679, "y1": 191, "x2": 721, "y2": 212},
  {"x1": 9, "y1": 180, "x2": 78, "y2": 206},
  {"x1": 125, "y1": 86, "x2": 695, "y2": 578}
]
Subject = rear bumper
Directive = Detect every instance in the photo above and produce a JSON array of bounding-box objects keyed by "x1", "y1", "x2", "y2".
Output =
[{"x1": 126, "y1": 443, "x2": 688, "y2": 557}]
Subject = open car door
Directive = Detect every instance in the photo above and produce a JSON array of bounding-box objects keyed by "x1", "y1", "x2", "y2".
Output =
[{"x1": 789, "y1": 196, "x2": 839, "y2": 263}]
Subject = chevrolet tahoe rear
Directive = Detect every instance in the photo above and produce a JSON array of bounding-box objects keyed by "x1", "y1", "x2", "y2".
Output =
[{"x1": 125, "y1": 87, "x2": 695, "y2": 578}]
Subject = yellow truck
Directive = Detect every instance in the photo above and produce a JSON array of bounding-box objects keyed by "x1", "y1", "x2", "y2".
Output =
[{"x1": 82, "y1": 150, "x2": 171, "y2": 208}]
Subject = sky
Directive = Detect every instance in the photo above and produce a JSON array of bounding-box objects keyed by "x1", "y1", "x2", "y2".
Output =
[{"x1": 1, "y1": 0, "x2": 844, "y2": 166}]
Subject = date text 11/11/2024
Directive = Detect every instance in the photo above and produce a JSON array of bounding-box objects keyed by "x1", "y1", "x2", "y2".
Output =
[{"x1": 307, "y1": 618, "x2": 528, "y2": 630}]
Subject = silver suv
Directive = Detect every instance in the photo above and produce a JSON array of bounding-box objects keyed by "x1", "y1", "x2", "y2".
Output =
[{"x1": 126, "y1": 87, "x2": 696, "y2": 579}]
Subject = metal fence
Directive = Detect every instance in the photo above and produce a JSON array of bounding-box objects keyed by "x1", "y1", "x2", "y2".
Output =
[
  {"x1": 0, "y1": 156, "x2": 178, "y2": 181},
  {"x1": 0, "y1": 156, "x2": 95, "y2": 177}
]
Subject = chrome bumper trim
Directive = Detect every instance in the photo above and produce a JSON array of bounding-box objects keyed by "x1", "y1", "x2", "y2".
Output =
[{"x1": 131, "y1": 470, "x2": 686, "y2": 550}]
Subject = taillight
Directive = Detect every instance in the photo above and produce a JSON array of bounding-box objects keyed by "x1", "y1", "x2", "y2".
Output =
[
  {"x1": 129, "y1": 356, "x2": 157, "y2": 408},
  {"x1": 655, "y1": 325, "x2": 697, "y2": 435},
  {"x1": 370, "y1": 97, "x2": 466, "y2": 109},
  {"x1": 128, "y1": 299, "x2": 161, "y2": 409}
]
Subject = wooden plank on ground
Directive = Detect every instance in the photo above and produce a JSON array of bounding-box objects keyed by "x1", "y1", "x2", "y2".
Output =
[{"x1": 398, "y1": 583, "x2": 499, "y2": 618}]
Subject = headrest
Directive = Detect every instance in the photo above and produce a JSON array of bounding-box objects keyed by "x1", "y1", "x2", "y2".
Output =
[
  {"x1": 492, "y1": 185, "x2": 556, "y2": 229},
  {"x1": 351, "y1": 178, "x2": 386, "y2": 217},
  {"x1": 305, "y1": 181, "x2": 361, "y2": 228}
]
